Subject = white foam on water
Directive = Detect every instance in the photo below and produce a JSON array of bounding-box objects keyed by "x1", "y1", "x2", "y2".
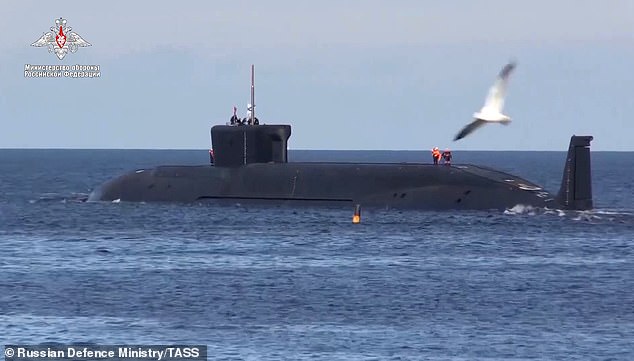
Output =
[{"x1": 504, "y1": 204, "x2": 537, "y2": 216}]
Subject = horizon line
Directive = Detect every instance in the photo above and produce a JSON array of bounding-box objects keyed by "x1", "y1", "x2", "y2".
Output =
[{"x1": 0, "y1": 147, "x2": 631, "y2": 152}]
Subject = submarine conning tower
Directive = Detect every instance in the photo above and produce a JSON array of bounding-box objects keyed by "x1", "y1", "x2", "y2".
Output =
[{"x1": 210, "y1": 124, "x2": 292, "y2": 167}]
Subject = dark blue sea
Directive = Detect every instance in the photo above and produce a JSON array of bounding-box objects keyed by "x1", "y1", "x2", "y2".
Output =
[{"x1": 1, "y1": 149, "x2": 633, "y2": 360}]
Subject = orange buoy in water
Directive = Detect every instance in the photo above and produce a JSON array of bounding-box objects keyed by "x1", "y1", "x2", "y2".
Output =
[{"x1": 352, "y1": 204, "x2": 361, "y2": 224}]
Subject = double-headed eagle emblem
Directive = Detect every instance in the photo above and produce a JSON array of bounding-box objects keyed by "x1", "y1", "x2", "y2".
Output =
[{"x1": 31, "y1": 18, "x2": 91, "y2": 60}]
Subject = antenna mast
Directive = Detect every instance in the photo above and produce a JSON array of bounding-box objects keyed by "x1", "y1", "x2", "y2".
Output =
[{"x1": 250, "y1": 64, "x2": 255, "y2": 123}]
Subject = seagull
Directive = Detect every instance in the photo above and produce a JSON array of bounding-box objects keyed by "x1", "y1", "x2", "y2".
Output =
[{"x1": 454, "y1": 61, "x2": 517, "y2": 141}]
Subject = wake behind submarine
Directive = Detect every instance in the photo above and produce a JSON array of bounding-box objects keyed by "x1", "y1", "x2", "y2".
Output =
[{"x1": 88, "y1": 66, "x2": 594, "y2": 211}]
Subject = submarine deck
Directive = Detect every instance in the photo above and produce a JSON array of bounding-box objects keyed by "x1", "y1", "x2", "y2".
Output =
[
  {"x1": 91, "y1": 160, "x2": 555, "y2": 209},
  {"x1": 154, "y1": 162, "x2": 543, "y2": 188},
  {"x1": 149, "y1": 161, "x2": 547, "y2": 197}
]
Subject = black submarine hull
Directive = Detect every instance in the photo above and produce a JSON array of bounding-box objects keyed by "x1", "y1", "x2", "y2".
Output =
[
  {"x1": 88, "y1": 122, "x2": 593, "y2": 211},
  {"x1": 88, "y1": 161, "x2": 566, "y2": 211}
]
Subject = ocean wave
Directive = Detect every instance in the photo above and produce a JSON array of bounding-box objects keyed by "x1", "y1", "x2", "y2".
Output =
[
  {"x1": 504, "y1": 204, "x2": 634, "y2": 224},
  {"x1": 29, "y1": 192, "x2": 88, "y2": 204}
]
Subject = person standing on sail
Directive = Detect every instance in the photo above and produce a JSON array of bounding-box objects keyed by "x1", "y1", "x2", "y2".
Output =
[
  {"x1": 245, "y1": 103, "x2": 259, "y2": 125},
  {"x1": 246, "y1": 103, "x2": 253, "y2": 125},
  {"x1": 230, "y1": 106, "x2": 240, "y2": 125}
]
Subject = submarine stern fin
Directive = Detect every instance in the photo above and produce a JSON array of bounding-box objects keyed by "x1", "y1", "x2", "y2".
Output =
[{"x1": 556, "y1": 135, "x2": 593, "y2": 210}]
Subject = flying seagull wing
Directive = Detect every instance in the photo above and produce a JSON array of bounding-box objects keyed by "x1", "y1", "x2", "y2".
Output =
[
  {"x1": 482, "y1": 61, "x2": 516, "y2": 112},
  {"x1": 31, "y1": 32, "x2": 53, "y2": 47},
  {"x1": 454, "y1": 118, "x2": 487, "y2": 141}
]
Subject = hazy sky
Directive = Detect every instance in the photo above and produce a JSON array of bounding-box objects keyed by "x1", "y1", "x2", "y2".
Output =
[{"x1": 1, "y1": 0, "x2": 633, "y2": 150}]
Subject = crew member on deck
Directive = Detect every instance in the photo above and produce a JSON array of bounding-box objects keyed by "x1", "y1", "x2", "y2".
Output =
[
  {"x1": 432, "y1": 147, "x2": 441, "y2": 165},
  {"x1": 442, "y1": 149, "x2": 452, "y2": 165},
  {"x1": 244, "y1": 103, "x2": 259, "y2": 125},
  {"x1": 244, "y1": 103, "x2": 252, "y2": 125},
  {"x1": 230, "y1": 106, "x2": 240, "y2": 125}
]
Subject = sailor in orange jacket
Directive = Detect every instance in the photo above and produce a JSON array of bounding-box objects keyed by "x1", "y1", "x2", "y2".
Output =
[{"x1": 432, "y1": 147, "x2": 441, "y2": 165}]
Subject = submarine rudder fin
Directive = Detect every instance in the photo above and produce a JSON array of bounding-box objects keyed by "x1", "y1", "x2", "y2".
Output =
[{"x1": 556, "y1": 135, "x2": 593, "y2": 210}]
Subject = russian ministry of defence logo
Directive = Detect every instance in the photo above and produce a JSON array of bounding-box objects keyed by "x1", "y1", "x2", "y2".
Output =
[
  {"x1": 31, "y1": 17, "x2": 91, "y2": 60},
  {"x1": 26, "y1": 17, "x2": 100, "y2": 78}
]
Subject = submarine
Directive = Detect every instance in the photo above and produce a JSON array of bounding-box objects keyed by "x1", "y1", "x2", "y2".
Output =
[{"x1": 88, "y1": 66, "x2": 594, "y2": 211}]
